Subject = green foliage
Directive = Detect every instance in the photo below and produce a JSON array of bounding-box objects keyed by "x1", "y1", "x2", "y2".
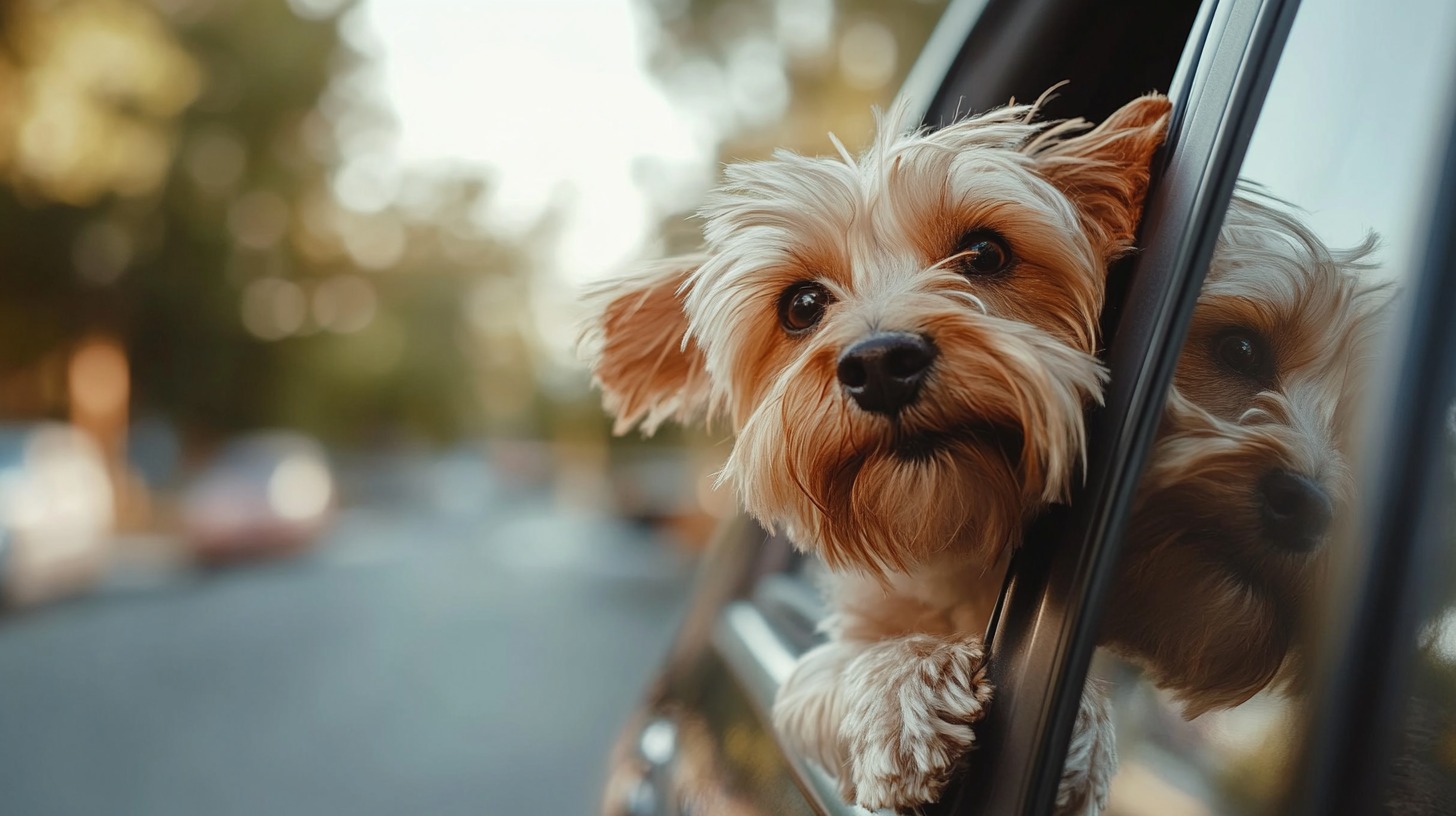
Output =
[{"x1": 0, "y1": 0, "x2": 544, "y2": 446}]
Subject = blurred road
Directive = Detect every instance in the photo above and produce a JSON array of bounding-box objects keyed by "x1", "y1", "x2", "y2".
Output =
[{"x1": 0, "y1": 478, "x2": 693, "y2": 816}]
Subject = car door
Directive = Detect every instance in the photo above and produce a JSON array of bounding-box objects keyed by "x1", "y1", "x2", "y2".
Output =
[{"x1": 948, "y1": 0, "x2": 1456, "y2": 812}]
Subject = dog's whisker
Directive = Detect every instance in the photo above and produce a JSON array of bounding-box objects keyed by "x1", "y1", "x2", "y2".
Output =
[
  {"x1": 950, "y1": 290, "x2": 989, "y2": 314},
  {"x1": 827, "y1": 131, "x2": 855, "y2": 168}
]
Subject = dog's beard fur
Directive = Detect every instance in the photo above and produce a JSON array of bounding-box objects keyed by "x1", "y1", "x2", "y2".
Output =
[
  {"x1": 728, "y1": 291, "x2": 1105, "y2": 574},
  {"x1": 1103, "y1": 189, "x2": 1392, "y2": 717}
]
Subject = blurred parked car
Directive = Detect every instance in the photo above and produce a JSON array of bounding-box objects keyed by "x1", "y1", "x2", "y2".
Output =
[
  {"x1": 0, "y1": 423, "x2": 115, "y2": 606},
  {"x1": 181, "y1": 431, "x2": 336, "y2": 564},
  {"x1": 608, "y1": 451, "x2": 729, "y2": 552}
]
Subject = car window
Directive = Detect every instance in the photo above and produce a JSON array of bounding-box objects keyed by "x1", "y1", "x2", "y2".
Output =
[
  {"x1": 1381, "y1": 410, "x2": 1456, "y2": 812},
  {"x1": 1088, "y1": 0, "x2": 1456, "y2": 813}
]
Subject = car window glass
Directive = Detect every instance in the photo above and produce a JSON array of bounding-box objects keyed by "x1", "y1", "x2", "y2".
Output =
[
  {"x1": 1086, "y1": 0, "x2": 1456, "y2": 813},
  {"x1": 1381, "y1": 410, "x2": 1456, "y2": 813}
]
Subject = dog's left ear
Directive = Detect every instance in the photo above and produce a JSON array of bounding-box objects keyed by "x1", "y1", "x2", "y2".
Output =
[
  {"x1": 1031, "y1": 93, "x2": 1172, "y2": 262},
  {"x1": 581, "y1": 256, "x2": 713, "y2": 436}
]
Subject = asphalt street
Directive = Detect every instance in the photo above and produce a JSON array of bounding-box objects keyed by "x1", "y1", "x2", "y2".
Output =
[{"x1": 0, "y1": 492, "x2": 693, "y2": 816}]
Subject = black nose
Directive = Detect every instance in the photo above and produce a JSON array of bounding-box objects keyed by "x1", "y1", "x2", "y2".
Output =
[
  {"x1": 836, "y1": 332, "x2": 937, "y2": 415},
  {"x1": 1259, "y1": 470, "x2": 1334, "y2": 552}
]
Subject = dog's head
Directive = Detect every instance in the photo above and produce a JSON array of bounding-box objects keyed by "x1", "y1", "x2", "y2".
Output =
[
  {"x1": 1104, "y1": 189, "x2": 1392, "y2": 717},
  {"x1": 586, "y1": 94, "x2": 1170, "y2": 575}
]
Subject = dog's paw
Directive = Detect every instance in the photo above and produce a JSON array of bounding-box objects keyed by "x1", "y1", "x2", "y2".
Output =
[
  {"x1": 1054, "y1": 681, "x2": 1118, "y2": 816},
  {"x1": 839, "y1": 635, "x2": 993, "y2": 811}
]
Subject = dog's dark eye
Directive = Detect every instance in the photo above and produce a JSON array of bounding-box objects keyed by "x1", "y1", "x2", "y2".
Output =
[
  {"x1": 1214, "y1": 329, "x2": 1273, "y2": 380},
  {"x1": 778, "y1": 281, "x2": 833, "y2": 334},
  {"x1": 954, "y1": 230, "x2": 1013, "y2": 277}
]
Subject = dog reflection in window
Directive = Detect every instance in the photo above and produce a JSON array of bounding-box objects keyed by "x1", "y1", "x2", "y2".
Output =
[{"x1": 1101, "y1": 188, "x2": 1391, "y2": 716}]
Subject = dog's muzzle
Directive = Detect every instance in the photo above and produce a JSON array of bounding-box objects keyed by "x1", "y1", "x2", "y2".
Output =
[{"x1": 836, "y1": 332, "x2": 937, "y2": 416}]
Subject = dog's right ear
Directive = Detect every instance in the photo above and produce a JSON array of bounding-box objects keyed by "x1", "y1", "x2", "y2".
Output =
[{"x1": 582, "y1": 256, "x2": 713, "y2": 435}]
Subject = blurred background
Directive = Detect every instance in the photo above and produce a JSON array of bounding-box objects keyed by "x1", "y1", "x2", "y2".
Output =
[{"x1": 0, "y1": 0, "x2": 946, "y2": 813}]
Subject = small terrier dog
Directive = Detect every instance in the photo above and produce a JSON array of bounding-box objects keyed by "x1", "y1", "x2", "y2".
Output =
[
  {"x1": 1101, "y1": 188, "x2": 1390, "y2": 718},
  {"x1": 585, "y1": 94, "x2": 1170, "y2": 811}
]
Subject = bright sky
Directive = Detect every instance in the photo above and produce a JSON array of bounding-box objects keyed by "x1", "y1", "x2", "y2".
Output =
[{"x1": 355, "y1": 0, "x2": 713, "y2": 288}]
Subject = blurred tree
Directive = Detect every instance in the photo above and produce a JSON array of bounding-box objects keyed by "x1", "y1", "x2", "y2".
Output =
[
  {"x1": 0, "y1": 0, "x2": 546, "y2": 446},
  {"x1": 639, "y1": 0, "x2": 946, "y2": 164},
  {"x1": 631, "y1": 0, "x2": 945, "y2": 262}
]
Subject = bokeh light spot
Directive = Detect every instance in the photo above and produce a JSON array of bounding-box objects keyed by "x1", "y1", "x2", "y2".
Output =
[
  {"x1": 838, "y1": 19, "x2": 897, "y2": 91},
  {"x1": 287, "y1": 0, "x2": 350, "y2": 22},
  {"x1": 72, "y1": 220, "x2": 134, "y2": 285},
  {"x1": 228, "y1": 190, "x2": 291, "y2": 251},
  {"x1": 312, "y1": 274, "x2": 378, "y2": 334},
  {"x1": 241, "y1": 278, "x2": 307, "y2": 340},
  {"x1": 268, "y1": 456, "x2": 332, "y2": 521},
  {"x1": 184, "y1": 126, "x2": 247, "y2": 197}
]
